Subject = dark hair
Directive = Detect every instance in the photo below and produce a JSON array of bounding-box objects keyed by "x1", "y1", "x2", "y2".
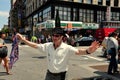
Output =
[
  {"x1": 0, "y1": 32, "x2": 5, "y2": 38},
  {"x1": 109, "y1": 32, "x2": 118, "y2": 37}
]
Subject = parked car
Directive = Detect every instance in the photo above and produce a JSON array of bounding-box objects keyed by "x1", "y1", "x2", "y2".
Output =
[{"x1": 73, "y1": 37, "x2": 95, "y2": 46}]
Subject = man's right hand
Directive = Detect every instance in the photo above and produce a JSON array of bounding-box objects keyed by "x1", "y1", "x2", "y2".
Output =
[{"x1": 16, "y1": 33, "x2": 24, "y2": 41}]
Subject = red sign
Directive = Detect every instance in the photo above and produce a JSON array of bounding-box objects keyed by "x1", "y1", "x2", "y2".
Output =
[{"x1": 95, "y1": 28, "x2": 117, "y2": 42}]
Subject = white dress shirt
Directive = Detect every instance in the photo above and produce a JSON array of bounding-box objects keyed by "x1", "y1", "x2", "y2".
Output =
[
  {"x1": 37, "y1": 42, "x2": 78, "y2": 73},
  {"x1": 107, "y1": 37, "x2": 119, "y2": 54}
]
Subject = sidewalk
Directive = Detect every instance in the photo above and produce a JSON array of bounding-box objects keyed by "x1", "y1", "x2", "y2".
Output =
[
  {"x1": 90, "y1": 63, "x2": 120, "y2": 79},
  {"x1": 67, "y1": 62, "x2": 120, "y2": 80}
]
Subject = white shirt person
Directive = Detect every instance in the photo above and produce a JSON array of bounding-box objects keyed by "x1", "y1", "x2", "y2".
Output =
[{"x1": 16, "y1": 28, "x2": 100, "y2": 80}]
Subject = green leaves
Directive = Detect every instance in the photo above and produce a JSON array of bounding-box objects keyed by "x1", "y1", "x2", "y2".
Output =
[{"x1": 55, "y1": 9, "x2": 61, "y2": 28}]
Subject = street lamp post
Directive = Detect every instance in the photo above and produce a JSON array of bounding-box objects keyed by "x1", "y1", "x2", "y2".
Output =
[{"x1": 33, "y1": 18, "x2": 37, "y2": 36}]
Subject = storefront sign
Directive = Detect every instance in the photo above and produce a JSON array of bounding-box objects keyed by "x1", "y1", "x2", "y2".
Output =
[{"x1": 82, "y1": 23, "x2": 99, "y2": 29}]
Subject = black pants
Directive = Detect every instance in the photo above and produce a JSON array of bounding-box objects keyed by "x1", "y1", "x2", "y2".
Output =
[
  {"x1": 108, "y1": 57, "x2": 118, "y2": 73},
  {"x1": 108, "y1": 48, "x2": 118, "y2": 73},
  {"x1": 45, "y1": 70, "x2": 66, "y2": 80}
]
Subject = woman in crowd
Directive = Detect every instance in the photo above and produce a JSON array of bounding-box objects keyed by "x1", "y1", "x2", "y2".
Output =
[{"x1": 0, "y1": 32, "x2": 11, "y2": 75}]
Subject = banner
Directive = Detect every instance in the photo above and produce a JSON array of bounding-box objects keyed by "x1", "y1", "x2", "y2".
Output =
[
  {"x1": 9, "y1": 35, "x2": 19, "y2": 69},
  {"x1": 106, "y1": 6, "x2": 111, "y2": 21}
]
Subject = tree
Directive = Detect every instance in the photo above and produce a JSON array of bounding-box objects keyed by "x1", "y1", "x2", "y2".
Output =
[{"x1": 55, "y1": 9, "x2": 61, "y2": 28}]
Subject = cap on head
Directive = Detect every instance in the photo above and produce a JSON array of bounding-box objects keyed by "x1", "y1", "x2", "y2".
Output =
[
  {"x1": 0, "y1": 31, "x2": 5, "y2": 35},
  {"x1": 52, "y1": 28, "x2": 64, "y2": 35}
]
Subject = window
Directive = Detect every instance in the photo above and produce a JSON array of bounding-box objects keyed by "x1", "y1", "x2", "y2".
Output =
[
  {"x1": 33, "y1": 2, "x2": 34, "y2": 11},
  {"x1": 98, "y1": 0, "x2": 102, "y2": 5},
  {"x1": 55, "y1": 6, "x2": 71, "y2": 21},
  {"x1": 97, "y1": 11, "x2": 106, "y2": 23},
  {"x1": 86, "y1": 0, "x2": 92, "y2": 4},
  {"x1": 79, "y1": 9, "x2": 94, "y2": 23},
  {"x1": 114, "y1": 0, "x2": 118, "y2": 6},
  {"x1": 28, "y1": 17, "x2": 32, "y2": 28},
  {"x1": 106, "y1": 0, "x2": 110, "y2": 6},
  {"x1": 77, "y1": 0, "x2": 83, "y2": 3},
  {"x1": 43, "y1": 7, "x2": 51, "y2": 21},
  {"x1": 73, "y1": 8, "x2": 77, "y2": 21},
  {"x1": 68, "y1": 0, "x2": 73, "y2": 2},
  {"x1": 111, "y1": 12, "x2": 120, "y2": 21},
  {"x1": 33, "y1": 14, "x2": 38, "y2": 25},
  {"x1": 39, "y1": 12, "x2": 42, "y2": 22},
  {"x1": 35, "y1": 0, "x2": 37, "y2": 9},
  {"x1": 39, "y1": 0, "x2": 43, "y2": 6}
]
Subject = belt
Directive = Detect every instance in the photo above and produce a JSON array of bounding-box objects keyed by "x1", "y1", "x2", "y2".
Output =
[{"x1": 47, "y1": 70, "x2": 66, "y2": 76}]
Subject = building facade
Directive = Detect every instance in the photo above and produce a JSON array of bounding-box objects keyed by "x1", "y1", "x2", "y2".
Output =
[
  {"x1": 9, "y1": 0, "x2": 26, "y2": 33},
  {"x1": 9, "y1": 0, "x2": 120, "y2": 37},
  {"x1": 25, "y1": 0, "x2": 120, "y2": 26}
]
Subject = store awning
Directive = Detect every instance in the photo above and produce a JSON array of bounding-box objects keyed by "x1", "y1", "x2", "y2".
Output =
[{"x1": 61, "y1": 23, "x2": 82, "y2": 28}]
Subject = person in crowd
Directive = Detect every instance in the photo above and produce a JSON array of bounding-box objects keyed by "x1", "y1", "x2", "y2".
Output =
[
  {"x1": 16, "y1": 28, "x2": 100, "y2": 80},
  {"x1": 31, "y1": 36, "x2": 37, "y2": 43},
  {"x1": 67, "y1": 36, "x2": 75, "y2": 46},
  {"x1": 118, "y1": 46, "x2": 120, "y2": 63},
  {"x1": 101, "y1": 37, "x2": 109, "y2": 57},
  {"x1": 12, "y1": 28, "x2": 17, "y2": 41},
  {"x1": 46, "y1": 34, "x2": 52, "y2": 42},
  {"x1": 62, "y1": 33, "x2": 69, "y2": 44},
  {"x1": 0, "y1": 32, "x2": 11, "y2": 75},
  {"x1": 118, "y1": 34, "x2": 120, "y2": 63},
  {"x1": 107, "y1": 32, "x2": 119, "y2": 75}
]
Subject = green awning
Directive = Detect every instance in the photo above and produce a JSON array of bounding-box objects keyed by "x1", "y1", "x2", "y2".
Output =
[
  {"x1": 72, "y1": 23, "x2": 82, "y2": 27},
  {"x1": 61, "y1": 23, "x2": 67, "y2": 26},
  {"x1": 61, "y1": 23, "x2": 82, "y2": 28}
]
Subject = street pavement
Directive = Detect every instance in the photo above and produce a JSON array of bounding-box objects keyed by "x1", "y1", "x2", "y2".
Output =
[{"x1": 0, "y1": 43, "x2": 120, "y2": 80}]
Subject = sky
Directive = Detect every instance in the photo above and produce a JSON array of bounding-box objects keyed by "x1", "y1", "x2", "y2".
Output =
[{"x1": 0, "y1": 0, "x2": 10, "y2": 29}]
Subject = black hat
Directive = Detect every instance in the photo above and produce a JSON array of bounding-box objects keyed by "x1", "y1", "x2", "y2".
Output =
[
  {"x1": 0, "y1": 31, "x2": 5, "y2": 35},
  {"x1": 52, "y1": 28, "x2": 64, "y2": 35}
]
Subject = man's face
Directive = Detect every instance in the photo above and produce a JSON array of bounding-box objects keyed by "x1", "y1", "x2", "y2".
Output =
[
  {"x1": 2, "y1": 34, "x2": 6, "y2": 39},
  {"x1": 52, "y1": 34, "x2": 63, "y2": 44}
]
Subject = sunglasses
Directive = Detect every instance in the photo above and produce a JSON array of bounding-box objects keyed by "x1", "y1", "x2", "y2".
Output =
[{"x1": 52, "y1": 34, "x2": 61, "y2": 37}]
